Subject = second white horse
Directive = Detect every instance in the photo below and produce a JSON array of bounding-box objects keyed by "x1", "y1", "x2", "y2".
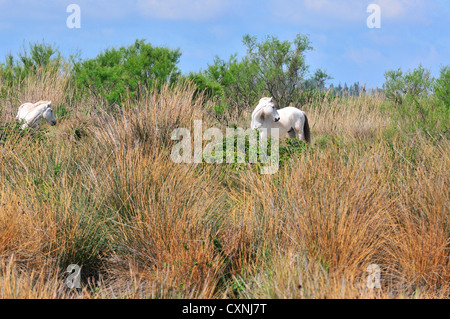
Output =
[{"x1": 251, "y1": 97, "x2": 310, "y2": 143}]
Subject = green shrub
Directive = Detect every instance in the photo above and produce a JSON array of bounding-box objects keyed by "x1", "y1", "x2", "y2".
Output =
[
  {"x1": 187, "y1": 72, "x2": 223, "y2": 102},
  {"x1": 202, "y1": 53, "x2": 263, "y2": 121},
  {"x1": 202, "y1": 130, "x2": 310, "y2": 176},
  {"x1": 383, "y1": 65, "x2": 433, "y2": 106},
  {"x1": 434, "y1": 65, "x2": 450, "y2": 108},
  {"x1": 0, "y1": 41, "x2": 62, "y2": 96},
  {"x1": 383, "y1": 65, "x2": 449, "y2": 138},
  {"x1": 72, "y1": 39, "x2": 181, "y2": 106}
]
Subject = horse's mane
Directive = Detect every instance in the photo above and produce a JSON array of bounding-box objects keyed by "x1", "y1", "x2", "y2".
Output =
[
  {"x1": 33, "y1": 100, "x2": 51, "y2": 107},
  {"x1": 251, "y1": 97, "x2": 272, "y2": 128},
  {"x1": 253, "y1": 97, "x2": 272, "y2": 113}
]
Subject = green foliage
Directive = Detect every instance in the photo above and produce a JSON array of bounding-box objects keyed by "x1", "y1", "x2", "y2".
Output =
[
  {"x1": 243, "y1": 33, "x2": 313, "y2": 108},
  {"x1": 383, "y1": 68, "x2": 402, "y2": 105},
  {"x1": 204, "y1": 54, "x2": 263, "y2": 121},
  {"x1": 202, "y1": 129, "x2": 310, "y2": 176},
  {"x1": 0, "y1": 121, "x2": 24, "y2": 140},
  {"x1": 434, "y1": 65, "x2": 450, "y2": 108},
  {"x1": 72, "y1": 39, "x2": 181, "y2": 105},
  {"x1": 187, "y1": 72, "x2": 224, "y2": 102},
  {"x1": 328, "y1": 82, "x2": 368, "y2": 98},
  {"x1": 383, "y1": 65, "x2": 433, "y2": 106},
  {"x1": 383, "y1": 65, "x2": 449, "y2": 138},
  {"x1": 0, "y1": 40, "x2": 62, "y2": 95},
  {"x1": 306, "y1": 68, "x2": 334, "y2": 92},
  {"x1": 54, "y1": 102, "x2": 69, "y2": 119}
]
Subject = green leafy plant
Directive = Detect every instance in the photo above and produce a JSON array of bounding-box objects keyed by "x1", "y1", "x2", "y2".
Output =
[
  {"x1": 0, "y1": 40, "x2": 63, "y2": 97},
  {"x1": 242, "y1": 33, "x2": 313, "y2": 108},
  {"x1": 434, "y1": 65, "x2": 449, "y2": 108},
  {"x1": 383, "y1": 65, "x2": 433, "y2": 106},
  {"x1": 383, "y1": 65, "x2": 449, "y2": 137},
  {"x1": 72, "y1": 39, "x2": 181, "y2": 106}
]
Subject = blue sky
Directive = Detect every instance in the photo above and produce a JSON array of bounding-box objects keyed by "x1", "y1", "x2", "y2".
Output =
[{"x1": 0, "y1": 0, "x2": 448, "y2": 88}]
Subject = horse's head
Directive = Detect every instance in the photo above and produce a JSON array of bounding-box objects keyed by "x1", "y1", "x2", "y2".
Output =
[
  {"x1": 262, "y1": 97, "x2": 280, "y2": 122},
  {"x1": 42, "y1": 101, "x2": 56, "y2": 126}
]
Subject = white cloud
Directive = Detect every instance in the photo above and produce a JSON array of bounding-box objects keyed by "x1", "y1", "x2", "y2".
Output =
[{"x1": 136, "y1": 0, "x2": 233, "y2": 21}]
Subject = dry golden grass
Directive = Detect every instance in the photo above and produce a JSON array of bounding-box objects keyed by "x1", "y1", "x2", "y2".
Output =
[
  {"x1": 221, "y1": 134, "x2": 448, "y2": 298},
  {"x1": 307, "y1": 92, "x2": 388, "y2": 141},
  {"x1": 0, "y1": 69, "x2": 448, "y2": 299}
]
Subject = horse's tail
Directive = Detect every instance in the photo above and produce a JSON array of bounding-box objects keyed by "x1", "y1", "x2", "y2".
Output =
[{"x1": 303, "y1": 113, "x2": 311, "y2": 144}]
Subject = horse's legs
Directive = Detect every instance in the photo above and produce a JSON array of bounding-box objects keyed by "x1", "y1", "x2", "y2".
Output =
[
  {"x1": 294, "y1": 122, "x2": 308, "y2": 142},
  {"x1": 288, "y1": 127, "x2": 297, "y2": 139},
  {"x1": 297, "y1": 130, "x2": 305, "y2": 141},
  {"x1": 292, "y1": 120, "x2": 303, "y2": 141}
]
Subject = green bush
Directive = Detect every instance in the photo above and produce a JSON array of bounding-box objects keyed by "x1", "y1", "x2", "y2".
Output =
[
  {"x1": 0, "y1": 41, "x2": 62, "y2": 96},
  {"x1": 434, "y1": 65, "x2": 450, "y2": 108},
  {"x1": 383, "y1": 65, "x2": 433, "y2": 106},
  {"x1": 187, "y1": 72, "x2": 224, "y2": 102},
  {"x1": 242, "y1": 34, "x2": 314, "y2": 108},
  {"x1": 72, "y1": 39, "x2": 181, "y2": 106},
  {"x1": 202, "y1": 130, "x2": 310, "y2": 176},
  {"x1": 383, "y1": 65, "x2": 449, "y2": 138},
  {"x1": 203, "y1": 53, "x2": 263, "y2": 122}
]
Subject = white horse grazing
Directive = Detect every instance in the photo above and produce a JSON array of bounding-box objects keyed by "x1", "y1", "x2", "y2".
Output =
[
  {"x1": 16, "y1": 100, "x2": 56, "y2": 129},
  {"x1": 251, "y1": 97, "x2": 310, "y2": 143}
]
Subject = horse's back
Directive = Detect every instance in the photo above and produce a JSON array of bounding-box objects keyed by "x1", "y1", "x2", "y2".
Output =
[
  {"x1": 17, "y1": 103, "x2": 34, "y2": 118},
  {"x1": 280, "y1": 106, "x2": 303, "y2": 114},
  {"x1": 278, "y1": 106, "x2": 308, "y2": 137},
  {"x1": 17, "y1": 102, "x2": 46, "y2": 122},
  {"x1": 278, "y1": 106, "x2": 305, "y2": 121}
]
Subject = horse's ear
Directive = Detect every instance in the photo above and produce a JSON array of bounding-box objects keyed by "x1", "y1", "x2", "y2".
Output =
[{"x1": 269, "y1": 97, "x2": 273, "y2": 102}]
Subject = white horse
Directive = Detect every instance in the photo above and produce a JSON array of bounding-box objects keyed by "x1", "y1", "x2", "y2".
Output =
[
  {"x1": 16, "y1": 100, "x2": 56, "y2": 129},
  {"x1": 251, "y1": 97, "x2": 310, "y2": 143}
]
